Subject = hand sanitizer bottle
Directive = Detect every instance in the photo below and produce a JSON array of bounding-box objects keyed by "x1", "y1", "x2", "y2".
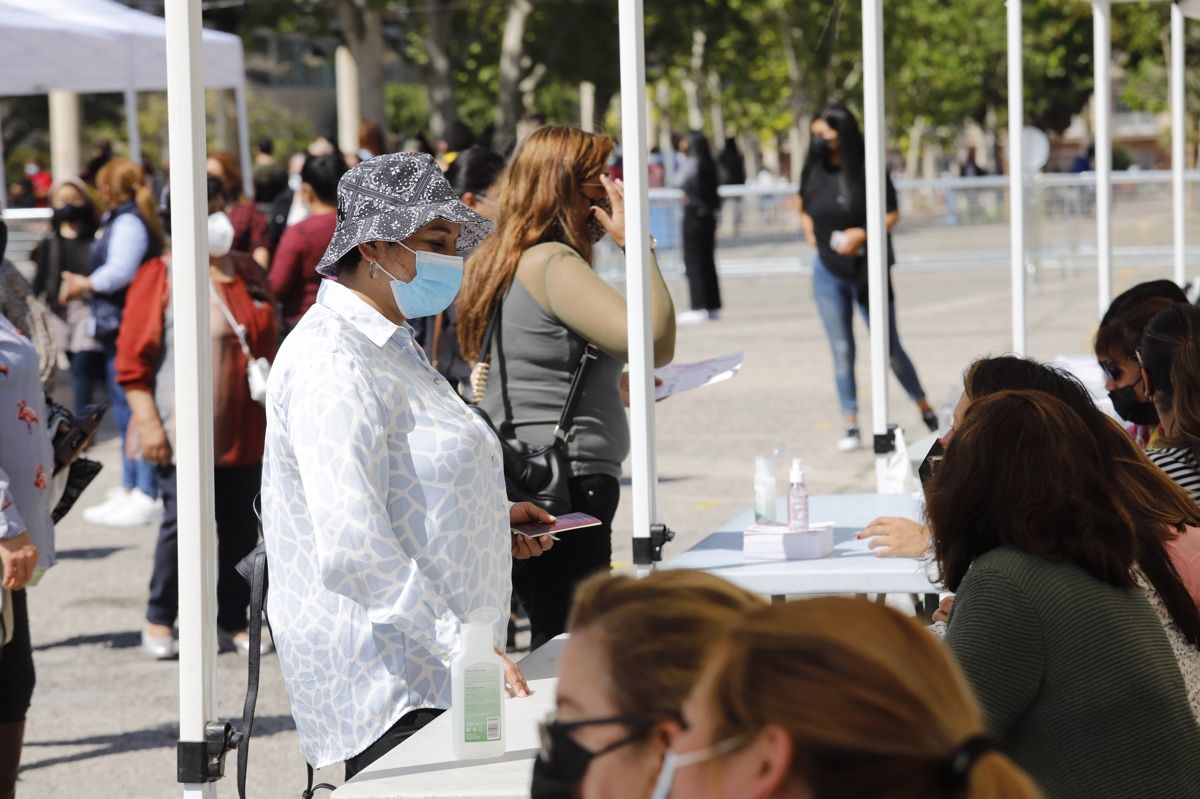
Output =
[
  {"x1": 787, "y1": 458, "x2": 809, "y2": 532},
  {"x1": 451, "y1": 608, "x2": 506, "y2": 760},
  {"x1": 754, "y1": 455, "x2": 778, "y2": 524}
]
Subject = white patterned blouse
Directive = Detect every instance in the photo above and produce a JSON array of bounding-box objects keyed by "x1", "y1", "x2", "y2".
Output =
[{"x1": 261, "y1": 279, "x2": 511, "y2": 768}]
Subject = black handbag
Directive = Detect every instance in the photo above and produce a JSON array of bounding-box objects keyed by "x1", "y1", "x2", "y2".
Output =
[{"x1": 469, "y1": 296, "x2": 597, "y2": 516}]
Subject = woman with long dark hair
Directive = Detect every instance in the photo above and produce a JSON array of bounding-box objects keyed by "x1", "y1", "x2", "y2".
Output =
[
  {"x1": 674, "y1": 131, "x2": 722, "y2": 324},
  {"x1": 797, "y1": 105, "x2": 936, "y2": 451},
  {"x1": 929, "y1": 389, "x2": 1200, "y2": 797}
]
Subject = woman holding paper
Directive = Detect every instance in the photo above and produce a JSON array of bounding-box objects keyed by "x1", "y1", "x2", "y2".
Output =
[{"x1": 457, "y1": 126, "x2": 677, "y2": 647}]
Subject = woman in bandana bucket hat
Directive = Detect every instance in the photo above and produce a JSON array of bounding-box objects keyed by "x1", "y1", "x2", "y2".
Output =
[{"x1": 260, "y1": 152, "x2": 557, "y2": 777}]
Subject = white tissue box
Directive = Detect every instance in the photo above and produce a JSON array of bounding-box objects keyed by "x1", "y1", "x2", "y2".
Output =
[{"x1": 743, "y1": 522, "x2": 835, "y2": 560}]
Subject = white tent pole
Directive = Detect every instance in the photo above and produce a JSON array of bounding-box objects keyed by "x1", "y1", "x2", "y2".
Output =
[
  {"x1": 1094, "y1": 0, "x2": 1113, "y2": 316},
  {"x1": 124, "y1": 88, "x2": 141, "y2": 165},
  {"x1": 234, "y1": 84, "x2": 253, "y2": 199},
  {"x1": 617, "y1": 0, "x2": 658, "y2": 575},
  {"x1": 164, "y1": 1, "x2": 219, "y2": 797},
  {"x1": 1008, "y1": 0, "x2": 1027, "y2": 356},
  {"x1": 1172, "y1": 0, "x2": 1187, "y2": 288},
  {"x1": 863, "y1": 0, "x2": 891, "y2": 492},
  {"x1": 0, "y1": 103, "x2": 7, "y2": 213}
]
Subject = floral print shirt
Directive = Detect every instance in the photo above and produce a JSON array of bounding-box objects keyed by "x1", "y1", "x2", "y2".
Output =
[
  {"x1": 0, "y1": 314, "x2": 55, "y2": 570},
  {"x1": 261, "y1": 279, "x2": 511, "y2": 768}
]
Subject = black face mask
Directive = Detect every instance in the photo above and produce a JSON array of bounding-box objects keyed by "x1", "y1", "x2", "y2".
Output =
[
  {"x1": 810, "y1": 137, "x2": 835, "y2": 164},
  {"x1": 53, "y1": 203, "x2": 88, "y2": 228},
  {"x1": 1109, "y1": 381, "x2": 1159, "y2": 426},
  {"x1": 530, "y1": 717, "x2": 647, "y2": 799},
  {"x1": 918, "y1": 438, "x2": 945, "y2": 488}
]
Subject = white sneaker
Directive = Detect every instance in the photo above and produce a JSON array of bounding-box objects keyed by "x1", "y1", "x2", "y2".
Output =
[
  {"x1": 676, "y1": 310, "x2": 709, "y2": 326},
  {"x1": 837, "y1": 427, "x2": 862, "y2": 452},
  {"x1": 83, "y1": 488, "x2": 132, "y2": 525},
  {"x1": 93, "y1": 489, "x2": 162, "y2": 528}
]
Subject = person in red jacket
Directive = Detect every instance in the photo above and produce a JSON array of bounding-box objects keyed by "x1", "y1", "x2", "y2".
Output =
[
  {"x1": 268, "y1": 153, "x2": 347, "y2": 334},
  {"x1": 116, "y1": 176, "x2": 280, "y2": 659}
]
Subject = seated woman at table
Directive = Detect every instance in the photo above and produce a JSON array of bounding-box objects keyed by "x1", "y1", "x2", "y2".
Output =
[
  {"x1": 1139, "y1": 302, "x2": 1200, "y2": 510},
  {"x1": 929, "y1": 389, "x2": 1200, "y2": 798},
  {"x1": 531, "y1": 569, "x2": 762, "y2": 799},
  {"x1": 658, "y1": 598, "x2": 1042, "y2": 799}
]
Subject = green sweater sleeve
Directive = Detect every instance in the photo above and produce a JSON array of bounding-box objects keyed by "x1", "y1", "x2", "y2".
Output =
[
  {"x1": 517, "y1": 243, "x2": 676, "y2": 367},
  {"x1": 944, "y1": 565, "x2": 1046, "y2": 738}
]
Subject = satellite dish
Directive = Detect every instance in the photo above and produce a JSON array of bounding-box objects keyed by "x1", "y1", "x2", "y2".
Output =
[{"x1": 1022, "y1": 127, "x2": 1050, "y2": 174}]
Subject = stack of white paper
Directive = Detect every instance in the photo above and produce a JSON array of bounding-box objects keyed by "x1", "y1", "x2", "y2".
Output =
[{"x1": 743, "y1": 522, "x2": 835, "y2": 561}]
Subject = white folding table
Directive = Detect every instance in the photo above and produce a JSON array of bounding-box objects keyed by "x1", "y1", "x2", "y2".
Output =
[
  {"x1": 660, "y1": 493, "x2": 941, "y2": 604},
  {"x1": 333, "y1": 637, "x2": 565, "y2": 799}
]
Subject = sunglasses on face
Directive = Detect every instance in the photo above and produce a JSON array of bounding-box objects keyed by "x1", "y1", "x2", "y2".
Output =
[{"x1": 1099, "y1": 359, "x2": 1123, "y2": 382}]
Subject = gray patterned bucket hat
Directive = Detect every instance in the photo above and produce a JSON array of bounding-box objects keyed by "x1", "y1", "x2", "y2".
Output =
[{"x1": 315, "y1": 152, "x2": 494, "y2": 276}]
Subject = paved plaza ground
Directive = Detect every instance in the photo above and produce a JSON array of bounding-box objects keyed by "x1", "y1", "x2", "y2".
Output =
[{"x1": 15, "y1": 256, "x2": 1162, "y2": 797}]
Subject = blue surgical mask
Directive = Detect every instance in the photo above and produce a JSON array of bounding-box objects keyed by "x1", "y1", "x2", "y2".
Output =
[
  {"x1": 650, "y1": 737, "x2": 746, "y2": 799},
  {"x1": 373, "y1": 241, "x2": 464, "y2": 319}
]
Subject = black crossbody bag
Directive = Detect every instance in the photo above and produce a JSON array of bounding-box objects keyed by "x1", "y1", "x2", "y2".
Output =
[{"x1": 468, "y1": 296, "x2": 597, "y2": 516}]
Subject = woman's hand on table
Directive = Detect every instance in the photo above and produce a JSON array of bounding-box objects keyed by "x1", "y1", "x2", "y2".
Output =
[
  {"x1": 498, "y1": 650, "x2": 532, "y2": 698},
  {"x1": 857, "y1": 517, "x2": 931, "y2": 558},
  {"x1": 509, "y1": 502, "x2": 556, "y2": 560},
  {"x1": 932, "y1": 596, "x2": 955, "y2": 624},
  {"x1": 0, "y1": 532, "x2": 39, "y2": 590}
]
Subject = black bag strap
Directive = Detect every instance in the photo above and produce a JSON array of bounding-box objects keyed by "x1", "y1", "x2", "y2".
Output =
[
  {"x1": 487, "y1": 291, "x2": 597, "y2": 445},
  {"x1": 236, "y1": 542, "x2": 267, "y2": 799}
]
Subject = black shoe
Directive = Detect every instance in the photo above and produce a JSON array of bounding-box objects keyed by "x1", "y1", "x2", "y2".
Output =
[{"x1": 923, "y1": 411, "x2": 939, "y2": 433}]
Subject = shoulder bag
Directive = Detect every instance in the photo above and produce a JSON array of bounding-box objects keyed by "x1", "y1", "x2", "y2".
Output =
[
  {"x1": 468, "y1": 296, "x2": 597, "y2": 516},
  {"x1": 212, "y1": 283, "x2": 271, "y2": 405}
]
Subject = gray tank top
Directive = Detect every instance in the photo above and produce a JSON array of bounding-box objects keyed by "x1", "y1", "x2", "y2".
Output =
[{"x1": 479, "y1": 279, "x2": 628, "y2": 478}]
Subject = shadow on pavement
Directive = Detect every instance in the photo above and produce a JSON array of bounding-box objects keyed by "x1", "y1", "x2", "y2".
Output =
[
  {"x1": 33, "y1": 630, "x2": 142, "y2": 651},
  {"x1": 21, "y1": 715, "x2": 297, "y2": 771},
  {"x1": 54, "y1": 546, "x2": 128, "y2": 561}
]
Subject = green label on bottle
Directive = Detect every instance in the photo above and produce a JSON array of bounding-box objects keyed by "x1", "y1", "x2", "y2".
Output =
[{"x1": 464, "y1": 663, "x2": 502, "y2": 743}]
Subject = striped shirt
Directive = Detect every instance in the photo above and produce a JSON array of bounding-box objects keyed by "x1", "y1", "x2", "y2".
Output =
[{"x1": 1148, "y1": 446, "x2": 1200, "y2": 506}]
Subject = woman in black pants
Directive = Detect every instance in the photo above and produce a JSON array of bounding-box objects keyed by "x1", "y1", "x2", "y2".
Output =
[
  {"x1": 457, "y1": 126, "x2": 677, "y2": 647},
  {"x1": 674, "y1": 131, "x2": 723, "y2": 325}
]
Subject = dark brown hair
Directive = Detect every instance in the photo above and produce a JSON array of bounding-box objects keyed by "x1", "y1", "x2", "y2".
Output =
[
  {"x1": 928, "y1": 390, "x2": 1141, "y2": 593},
  {"x1": 567, "y1": 569, "x2": 762, "y2": 726},
  {"x1": 1095, "y1": 296, "x2": 1179, "y2": 361},
  {"x1": 1141, "y1": 303, "x2": 1200, "y2": 462},
  {"x1": 708, "y1": 599, "x2": 1043, "y2": 799},
  {"x1": 961, "y1": 356, "x2": 1200, "y2": 646}
]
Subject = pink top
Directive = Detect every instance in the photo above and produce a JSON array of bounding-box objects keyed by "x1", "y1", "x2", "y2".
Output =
[{"x1": 1168, "y1": 525, "x2": 1200, "y2": 606}]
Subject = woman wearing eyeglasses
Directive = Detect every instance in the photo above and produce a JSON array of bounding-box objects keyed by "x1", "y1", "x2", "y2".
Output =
[
  {"x1": 457, "y1": 125, "x2": 677, "y2": 647},
  {"x1": 530, "y1": 570, "x2": 762, "y2": 799}
]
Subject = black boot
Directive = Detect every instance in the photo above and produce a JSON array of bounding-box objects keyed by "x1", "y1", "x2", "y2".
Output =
[{"x1": 0, "y1": 720, "x2": 25, "y2": 799}]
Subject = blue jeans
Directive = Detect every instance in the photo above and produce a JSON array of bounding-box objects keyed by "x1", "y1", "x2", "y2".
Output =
[
  {"x1": 102, "y1": 340, "x2": 158, "y2": 497},
  {"x1": 812, "y1": 256, "x2": 927, "y2": 417},
  {"x1": 68, "y1": 350, "x2": 107, "y2": 416}
]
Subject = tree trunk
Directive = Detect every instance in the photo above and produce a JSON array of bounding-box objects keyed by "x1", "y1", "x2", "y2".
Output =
[
  {"x1": 681, "y1": 29, "x2": 706, "y2": 133},
  {"x1": 336, "y1": 1, "x2": 388, "y2": 143},
  {"x1": 904, "y1": 119, "x2": 926, "y2": 180},
  {"x1": 495, "y1": 0, "x2": 533, "y2": 152},
  {"x1": 779, "y1": 14, "x2": 810, "y2": 183},
  {"x1": 424, "y1": 0, "x2": 458, "y2": 142},
  {"x1": 707, "y1": 70, "x2": 725, "y2": 144}
]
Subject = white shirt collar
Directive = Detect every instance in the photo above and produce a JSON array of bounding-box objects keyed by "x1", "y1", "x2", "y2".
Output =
[{"x1": 316, "y1": 278, "x2": 409, "y2": 348}]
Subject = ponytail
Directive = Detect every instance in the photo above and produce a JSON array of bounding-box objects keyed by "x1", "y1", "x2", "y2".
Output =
[
  {"x1": 968, "y1": 752, "x2": 1044, "y2": 799},
  {"x1": 135, "y1": 184, "x2": 165, "y2": 252}
]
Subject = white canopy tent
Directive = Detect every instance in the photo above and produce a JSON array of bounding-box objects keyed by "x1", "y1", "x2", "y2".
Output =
[{"x1": 0, "y1": 0, "x2": 250, "y2": 197}]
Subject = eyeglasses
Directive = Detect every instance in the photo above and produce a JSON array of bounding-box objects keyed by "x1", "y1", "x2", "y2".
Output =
[
  {"x1": 1099, "y1": 359, "x2": 1123, "y2": 382},
  {"x1": 538, "y1": 713, "x2": 652, "y2": 761},
  {"x1": 579, "y1": 173, "x2": 612, "y2": 190}
]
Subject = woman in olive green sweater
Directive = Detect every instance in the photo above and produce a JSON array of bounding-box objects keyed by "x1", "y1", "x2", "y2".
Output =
[{"x1": 928, "y1": 389, "x2": 1200, "y2": 799}]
